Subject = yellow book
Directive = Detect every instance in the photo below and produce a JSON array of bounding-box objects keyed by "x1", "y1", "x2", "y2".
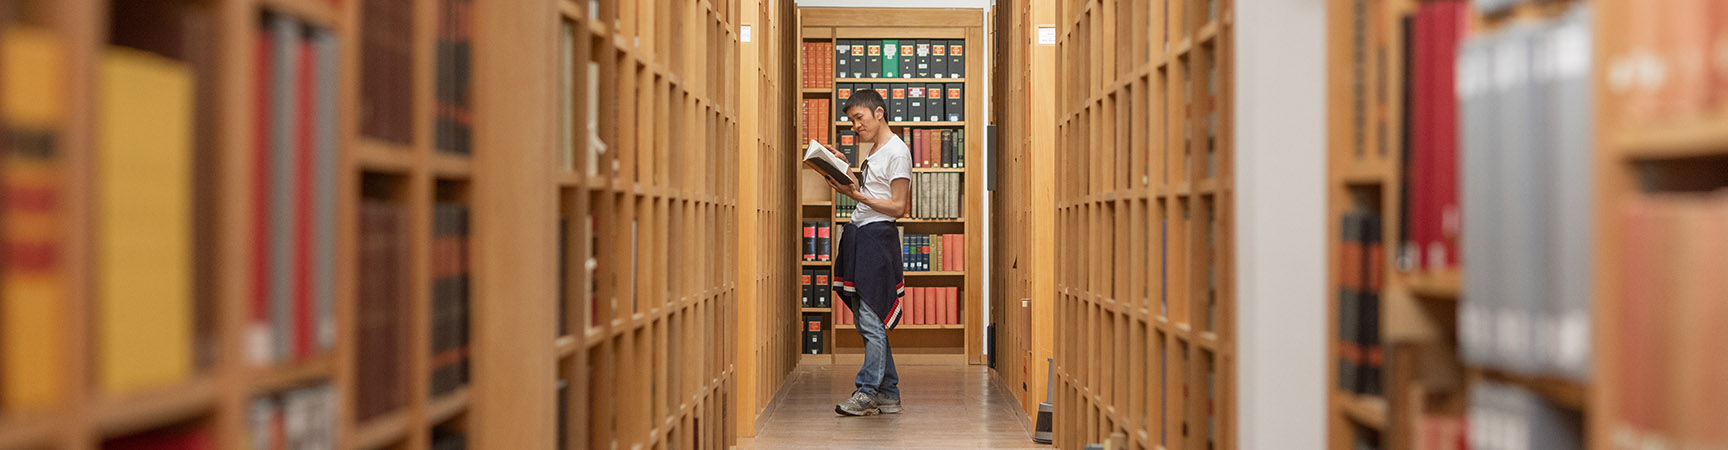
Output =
[
  {"x1": 1, "y1": 26, "x2": 68, "y2": 410},
  {"x1": 96, "y1": 47, "x2": 194, "y2": 396}
]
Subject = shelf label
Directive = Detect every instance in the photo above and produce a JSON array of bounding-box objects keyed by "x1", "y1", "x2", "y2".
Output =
[
  {"x1": 1038, "y1": 27, "x2": 1056, "y2": 45},
  {"x1": 741, "y1": 25, "x2": 752, "y2": 43}
]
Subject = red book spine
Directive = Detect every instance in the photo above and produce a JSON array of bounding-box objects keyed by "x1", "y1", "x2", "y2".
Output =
[
  {"x1": 253, "y1": 27, "x2": 275, "y2": 364},
  {"x1": 803, "y1": 225, "x2": 815, "y2": 261},
  {"x1": 817, "y1": 225, "x2": 831, "y2": 261},
  {"x1": 295, "y1": 37, "x2": 316, "y2": 359},
  {"x1": 1435, "y1": 2, "x2": 1463, "y2": 268}
]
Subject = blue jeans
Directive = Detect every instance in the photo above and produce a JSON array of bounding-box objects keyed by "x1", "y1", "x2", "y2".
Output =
[{"x1": 853, "y1": 300, "x2": 900, "y2": 398}]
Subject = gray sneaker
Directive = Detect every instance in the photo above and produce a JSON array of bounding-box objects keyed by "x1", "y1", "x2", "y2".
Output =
[
  {"x1": 835, "y1": 391, "x2": 879, "y2": 416},
  {"x1": 871, "y1": 394, "x2": 902, "y2": 414}
]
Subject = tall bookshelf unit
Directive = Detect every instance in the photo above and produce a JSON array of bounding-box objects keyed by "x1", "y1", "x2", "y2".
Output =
[
  {"x1": 0, "y1": 0, "x2": 797, "y2": 448},
  {"x1": 794, "y1": 7, "x2": 987, "y2": 365},
  {"x1": 1322, "y1": 0, "x2": 1727, "y2": 448},
  {"x1": 1051, "y1": 0, "x2": 1237, "y2": 449}
]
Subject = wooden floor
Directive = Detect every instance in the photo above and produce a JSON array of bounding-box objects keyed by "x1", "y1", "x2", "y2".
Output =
[{"x1": 735, "y1": 361, "x2": 1048, "y2": 449}]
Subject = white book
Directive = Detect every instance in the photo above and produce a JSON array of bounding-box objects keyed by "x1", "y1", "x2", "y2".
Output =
[{"x1": 802, "y1": 139, "x2": 853, "y2": 185}]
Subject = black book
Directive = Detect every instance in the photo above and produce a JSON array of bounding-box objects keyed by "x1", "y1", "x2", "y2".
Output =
[
  {"x1": 891, "y1": 84, "x2": 908, "y2": 122},
  {"x1": 915, "y1": 40, "x2": 931, "y2": 78},
  {"x1": 930, "y1": 39, "x2": 947, "y2": 78},
  {"x1": 926, "y1": 83, "x2": 944, "y2": 121},
  {"x1": 1338, "y1": 212, "x2": 1363, "y2": 392},
  {"x1": 816, "y1": 221, "x2": 832, "y2": 261},
  {"x1": 840, "y1": 130, "x2": 858, "y2": 164},
  {"x1": 835, "y1": 40, "x2": 850, "y2": 80},
  {"x1": 946, "y1": 129, "x2": 960, "y2": 168},
  {"x1": 803, "y1": 222, "x2": 816, "y2": 261},
  {"x1": 872, "y1": 84, "x2": 890, "y2": 111},
  {"x1": 1360, "y1": 212, "x2": 1383, "y2": 396},
  {"x1": 815, "y1": 268, "x2": 832, "y2": 308},
  {"x1": 849, "y1": 40, "x2": 866, "y2": 78},
  {"x1": 941, "y1": 130, "x2": 954, "y2": 170},
  {"x1": 946, "y1": 83, "x2": 964, "y2": 122},
  {"x1": 954, "y1": 130, "x2": 965, "y2": 168},
  {"x1": 803, "y1": 314, "x2": 824, "y2": 354},
  {"x1": 908, "y1": 86, "x2": 926, "y2": 123},
  {"x1": 836, "y1": 83, "x2": 851, "y2": 121},
  {"x1": 866, "y1": 40, "x2": 882, "y2": 78},
  {"x1": 899, "y1": 41, "x2": 916, "y2": 78},
  {"x1": 802, "y1": 269, "x2": 814, "y2": 308},
  {"x1": 948, "y1": 40, "x2": 965, "y2": 79}
]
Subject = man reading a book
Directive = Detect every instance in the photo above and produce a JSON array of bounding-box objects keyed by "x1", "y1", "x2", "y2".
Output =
[{"x1": 819, "y1": 88, "x2": 911, "y2": 416}]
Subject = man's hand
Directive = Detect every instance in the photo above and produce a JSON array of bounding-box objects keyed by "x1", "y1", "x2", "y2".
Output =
[{"x1": 828, "y1": 174, "x2": 861, "y2": 200}]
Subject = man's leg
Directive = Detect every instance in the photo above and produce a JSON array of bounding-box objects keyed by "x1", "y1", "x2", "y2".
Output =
[{"x1": 852, "y1": 301, "x2": 889, "y2": 394}]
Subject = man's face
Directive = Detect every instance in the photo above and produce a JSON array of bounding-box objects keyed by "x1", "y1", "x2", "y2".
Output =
[{"x1": 847, "y1": 105, "x2": 885, "y2": 139}]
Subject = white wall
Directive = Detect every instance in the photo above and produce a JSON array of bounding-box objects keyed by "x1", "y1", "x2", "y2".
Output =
[{"x1": 1234, "y1": 0, "x2": 1328, "y2": 449}]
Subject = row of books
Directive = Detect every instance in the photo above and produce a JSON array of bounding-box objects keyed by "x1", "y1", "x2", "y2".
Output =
[
  {"x1": 800, "y1": 41, "x2": 835, "y2": 88},
  {"x1": 432, "y1": 424, "x2": 469, "y2": 450},
  {"x1": 357, "y1": 200, "x2": 409, "y2": 422},
  {"x1": 833, "y1": 39, "x2": 965, "y2": 80},
  {"x1": 1337, "y1": 207, "x2": 1385, "y2": 397},
  {"x1": 832, "y1": 287, "x2": 960, "y2": 326},
  {"x1": 252, "y1": 13, "x2": 340, "y2": 367},
  {"x1": 1607, "y1": 0, "x2": 1727, "y2": 124},
  {"x1": 836, "y1": 83, "x2": 964, "y2": 123},
  {"x1": 902, "y1": 127, "x2": 965, "y2": 168},
  {"x1": 801, "y1": 268, "x2": 834, "y2": 308},
  {"x1": 1350, "y1": 427, "x2": 1383, "y2": 450},
  {"x1": 1615, "y1": 193, "x2": 1728, "y2": 449},
  {"x1": 909, "y1": 173, "x2": 963, "y2": 220},
  {"x1": 431, "y1": 203, "x2": 471, "y2": 396},
  {"x1": 1468, "y1": 381, "x2": 1582, "y2": 450},
  {"x1": 902, "y1": 233, "x2": 965, "y2": 272},
  {"x1": 1457, "y1": 7, "x2": 1594, "y2": 381},
  {"x1": 803, "y1": 314, "x2": 825, "y2": 354},
  {"x1": 247, "y1": 383, "x2": 338, "y2": 450},
  {"x1": 801, "y1": 221, "x2": 832, "y2": 262},
  {"x1": 835, "y1": 195, "x2": 859, "y2": 219},
  {"x1": 434, "y1": 0, "x2": 473, "y2": 154},
  {"x1": 802, "y1": 98, "x2": 832, "y2": 146}
]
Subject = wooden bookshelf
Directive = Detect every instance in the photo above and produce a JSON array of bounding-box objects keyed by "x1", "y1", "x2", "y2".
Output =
[
  {"x1": 733, "y1": 0, "x2": 800, "y2": 439},
  {"x1": 0, "y1": 0, "x2": 798, "y2": 448},
  {"x1": 1323, "y1": 0, "x2": 1611, "y2": 449},
  {"x1": 795, "y1": 7, "x2": 985, "y2": 364},
  {"x1": 1039, "y1": 0, "x2": 1239, "y2": 448}
]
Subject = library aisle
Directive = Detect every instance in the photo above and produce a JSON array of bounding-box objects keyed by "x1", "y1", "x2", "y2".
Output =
[{"x1": 736, "y1": 363, "x2": 1042, "y2": 449}]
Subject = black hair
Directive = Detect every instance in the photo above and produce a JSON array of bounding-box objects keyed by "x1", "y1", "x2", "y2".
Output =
[{"x1": 844, "y1": 88, "x2": 885, "y2": 117}]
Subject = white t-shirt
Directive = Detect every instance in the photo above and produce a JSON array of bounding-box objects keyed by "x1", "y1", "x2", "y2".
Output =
[{"x1": 851, "y1": 134, "x2": 912, "y2": 226}]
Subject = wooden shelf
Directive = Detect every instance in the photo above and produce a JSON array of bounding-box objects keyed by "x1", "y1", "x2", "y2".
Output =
[
  {"x1": 430, "y1": 152, "x2": 473, "y2": 177},
  {"x1": 836, "y1": 77, "x2": 966, "y2": 83},
  {"x1": 801, "y1": 307, "x2": 834, "y2": 313},
  {"x1": 0, "y1": 413, "x2": 57, "y2": 450},
  {"x1": 1337, "y1": 393, "x2": 1389, "y2": 430},
  {"x1": 1401, "y1": 269, "x2": 1461, "y2": 299},
  {"x1": 354, "y1": 139, "x2": 416, "y2": 173},
  {"x1": 905, "y1": 271, "x2": 965, "y2": 276},
  {"x1": 556, "y1": 335, "x2": 579, "y2": 358},
  {"x1": 835, "y1": 324, "x2": 964, "y2": 330},
  {"x1": 93, "y1": 377, "x2": 218, "y2": 437},
  {"x1": 801, "y1": 260, "x2": 832, "y2": 266},
  {"x1": 428, "y1": 389, "x2": 472, "y2": 425},
  {"x1": 1475, "y1": 368, "x2": 1587, "y2": 410},
  {"x1": 249, "y1": 356, "x2": 336, "y2": 394},
  {"x1": 352, "y1": 409, "x2": 410, "y2": 450},
  {"x1": 801, "y1": 201, "x2": 834, "y2": 206},
  {"x1": 1613, "y1": 109, "x2": 1728, "y2": 161},
  {"x1": 835, "y1": 120, "x2": 965, "y2": 127},
  {"x1": 261, "y1": 0, "x2": 342, "y2": 28},
  {"x1": 801, "y1": 88, "x2": 832, "y2": 94}
]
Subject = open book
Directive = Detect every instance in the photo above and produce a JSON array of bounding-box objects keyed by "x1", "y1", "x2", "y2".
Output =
[{"x1": 803, "y1": 139, "x2": 854, "y2": 185}]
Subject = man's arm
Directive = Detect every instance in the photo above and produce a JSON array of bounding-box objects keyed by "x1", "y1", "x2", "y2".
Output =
[{"x1": 848, "y1": 178, "x2": 910, "y2": 218}]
